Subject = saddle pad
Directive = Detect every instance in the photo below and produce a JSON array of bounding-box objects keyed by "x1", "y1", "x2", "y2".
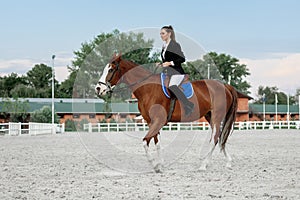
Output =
[{"x1": 160, "y1": 73, "x2": 194, "y2": 99}]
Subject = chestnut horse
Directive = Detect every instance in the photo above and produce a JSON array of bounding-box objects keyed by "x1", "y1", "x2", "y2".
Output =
[{"x1": 95, "y1": 54, "x2": 238, "y2": 172}]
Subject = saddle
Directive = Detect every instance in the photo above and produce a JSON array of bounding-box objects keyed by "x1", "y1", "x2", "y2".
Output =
[{"x1": 160, "y1": 73, "x2": 194, "y2": 99}]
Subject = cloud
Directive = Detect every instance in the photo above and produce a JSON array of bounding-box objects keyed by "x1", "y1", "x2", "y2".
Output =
[
  {"x1": 0, "y1": 59, "x2": 36, "y2": 74},
  {"x1": 240, "y1": 53, "x2": 300, "y2": 97},
  {"x1": 0, "y1": 52, "x2": 72, "y2": 82}
]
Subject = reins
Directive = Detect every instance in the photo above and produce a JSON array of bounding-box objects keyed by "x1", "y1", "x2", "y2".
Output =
[{"x1": 107, "y1": 65, "x2": 160, "y2": 93}]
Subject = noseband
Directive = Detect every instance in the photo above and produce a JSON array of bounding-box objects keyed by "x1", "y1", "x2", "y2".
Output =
[{"x1": 98, "y1": 63, "x2": 121, "y2": 93}]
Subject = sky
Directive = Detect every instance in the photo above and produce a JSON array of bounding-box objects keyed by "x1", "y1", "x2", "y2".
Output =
[{"x1": 0, "y1": 0, "x2": 299, "y2": 97}]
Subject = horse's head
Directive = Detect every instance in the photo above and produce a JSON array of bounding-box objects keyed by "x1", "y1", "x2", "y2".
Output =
[{"x1": 95, "y1": 53, "x2": 123, "y2": 96}]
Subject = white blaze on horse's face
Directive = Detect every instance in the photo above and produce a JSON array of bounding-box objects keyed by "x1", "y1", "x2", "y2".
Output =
[{"x1": 95, "y1": 64, "x2": 111, "y2": 96}]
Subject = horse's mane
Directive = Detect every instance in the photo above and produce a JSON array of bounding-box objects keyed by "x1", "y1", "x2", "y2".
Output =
[{"x1": 121, "y1": 59, "x2": 153, "y2": 76}]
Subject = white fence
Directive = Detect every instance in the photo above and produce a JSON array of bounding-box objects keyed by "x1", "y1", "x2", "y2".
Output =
[
  {"x1": 83, "y1": 121, "x2": 300, "y2": 133},
  {"x1": 235, "y1": 121, "x2": 300, "y2": 130},
  {"x1": 0, "y1": 122, "x2": 65, "y2": 136}
]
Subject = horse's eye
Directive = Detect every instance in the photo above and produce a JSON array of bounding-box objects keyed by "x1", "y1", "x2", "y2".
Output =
[{"x1": 108, "y1": 69, "x2": 113, "y2": 73}]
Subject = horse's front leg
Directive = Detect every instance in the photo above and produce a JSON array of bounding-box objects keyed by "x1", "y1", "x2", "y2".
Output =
[
  {"x1": 142, "y1": 105, "x2": 167, "y2": 173},
  {"x1": 143, "y1": 127, "x2": 164, "y2": 173},
  {"x1": 153, "y1": 133, "x2": 163, "y2": 172},
  {"x1": 143, "y1": 134, "x2": 162, "y2": 173},
  {"x1": 143, "y1": 137, "x2": 154, "y2": 167}
]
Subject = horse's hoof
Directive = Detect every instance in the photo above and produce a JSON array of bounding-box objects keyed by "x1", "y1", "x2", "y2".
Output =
[
  {"x1": 154, "y1": 163, "x2": 162, "y2": 173},
  {"x1": 226, "y1": 162, "x2": 232, "y2": 169},
  {"x1": 199, "y1": 160, "x2": 208, "y2": 171}
]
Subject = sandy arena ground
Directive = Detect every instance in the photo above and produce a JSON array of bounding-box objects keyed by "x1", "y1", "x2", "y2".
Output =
[{"x1": 0, "y1": 129, "x2": 299, "y2": 199}]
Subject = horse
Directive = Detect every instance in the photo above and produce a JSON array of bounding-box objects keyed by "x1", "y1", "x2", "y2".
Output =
[{"x1": 95, "y1": 53, "x2": 238, "y2": 173}]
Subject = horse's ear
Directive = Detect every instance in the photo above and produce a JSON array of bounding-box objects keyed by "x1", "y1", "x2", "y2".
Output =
[
  {"x1": 111, "y1": 51, "x2": 122, "y2": 63},
  {"x1": 115, "y1": 52, "x2": 122, "y2": 62}
]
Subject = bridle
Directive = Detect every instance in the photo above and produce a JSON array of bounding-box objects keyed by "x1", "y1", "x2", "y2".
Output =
[
  {"x1": 98, "y1": 61, "x2": 159, "y2": 94},
  {"x1": 98, "y1": 62, "x2": 121, "y2": 94}
]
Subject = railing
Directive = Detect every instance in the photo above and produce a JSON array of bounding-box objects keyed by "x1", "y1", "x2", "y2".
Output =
[
  {"x1": 0, "y1": 122, "x2": 65, "y2": 136},
  {"x1": 83, "y1": 122, "x2": 211, "y2": 133},
  {"x1": 83, "y1": 121, "x2": 300, "y2": 133},
  {"x1": 234, "y1": 121, "x2": 300, "y2": 130}
]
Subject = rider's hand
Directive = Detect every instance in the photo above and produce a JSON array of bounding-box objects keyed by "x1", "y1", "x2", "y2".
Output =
[
  {"x1": 162, "y1": 62, "x2": 172, "y2": 67},
  {"x1": 156, "y1": 62, "x2": 162, "y2": 67}
]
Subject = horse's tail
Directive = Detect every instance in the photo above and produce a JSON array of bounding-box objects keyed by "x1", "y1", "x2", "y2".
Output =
[{"x1": 219, "y1": 84, "x2": 238, "y2": 150}]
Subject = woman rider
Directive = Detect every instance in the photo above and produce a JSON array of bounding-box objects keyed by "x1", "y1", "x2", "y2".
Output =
[{"x1": 159, "y1": 25, "x2": 194, "y2": 116}]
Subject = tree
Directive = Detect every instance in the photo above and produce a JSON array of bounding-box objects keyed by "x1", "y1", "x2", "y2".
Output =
[
  {"x1": 0, "y1": 64, "x2": 61, "y2": 98},
  {"x1": 10, "y1": 84, "x2": 37, "y2": 98},
  {"x1": 27, "y1": 64, "x2": 52, "y2": 88},
  {"x1": 1, "y1": 98, "x2": 29, "y2": 122},
  {"x1": 184, "y1": 58, "x2": 221, "y2": 81},
  {"x1": 69, "y1": 29, "x2": 159, "y2": 100},
  {"x1": 184, "y1": 52, "x2": 251, "y2": 94},
  {"x1": 57, "y1": 70, "x2": 77, "y2": 98},
  {"x1": 64, "y1": 119, "x2": 77, "y2": 132},
  {"x1": 208, "y1": 52, "x2": 250, "y2": 93},
  {"x1": 255, "y1": 86, "x2": 295, "y2": 104},
  {"x1": 26, "y1": 63, "x2": 59, "y2": 98},
  {"x1": 294, "y1": 88, "x2": 300, "y2": 104},
  {"x1": 0, "y1": 73, "x2": 26, "y2": 97},
  {"x1": 30, "y1": 106, "x2": 59, "y2": 123}
]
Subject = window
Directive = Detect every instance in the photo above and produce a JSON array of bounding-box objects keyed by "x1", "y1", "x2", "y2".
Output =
[{"x1": 89, "y1": 114, "x2": 95, "y2": 119}]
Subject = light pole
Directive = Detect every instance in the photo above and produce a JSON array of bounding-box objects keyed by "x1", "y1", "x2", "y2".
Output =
[
  {"x1": 275, "y1": 93, "x2": 278, "y2": 122},
  {"x1": 51, "y1": 55, "x2": 55, "y2": 129},
  {"x1": 263, "y1": 93, "x2": 266, "y2": 121},
  {"x1": 287, "y1": 93, "x2": 289, "y2": 122},
  {"x1": 298, "y1": 95, "x2": 300, "y2": 121}
]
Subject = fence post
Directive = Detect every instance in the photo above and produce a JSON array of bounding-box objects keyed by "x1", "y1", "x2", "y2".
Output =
[
  {"x1": 88, "y1": 123, "x2": 92, "y2": 133},
  {"x1": 18, "y1": 122, "x2": 22, "y2": 135},
  {"x1": 279, "y1": 121, "x2": 281, "y2": 129},
  {"x1": 269, "y1": 121, "x2": 273, "y2": 129},
  {"x1": 28, "y1": 122, "x2": 32, "y2": 135},
  {"x1": 52, "y1": 124, "x2": 56, "y2": 134},
  {"x1": 296, "y1": 121, "x2": 300, "y2": 129},
  {"x1": 61, "y1": 123, "x2": 65, "y2": 133},
  {"x1": 8, "y1": 122, "x2": 11, "y2": 136}
]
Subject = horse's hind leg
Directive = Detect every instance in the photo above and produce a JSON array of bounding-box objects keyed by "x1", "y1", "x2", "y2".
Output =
[
  {"x1": 222, "y1": 147, "x2": 232, "y2": 169},
  {"x1": 199, "y1": 124, "x2": 219, "y2": 171}
]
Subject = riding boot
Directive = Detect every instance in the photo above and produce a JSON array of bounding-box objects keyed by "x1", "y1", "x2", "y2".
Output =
[{"x1": 169, "y1": 85, "x2": 194, "y2": 116}]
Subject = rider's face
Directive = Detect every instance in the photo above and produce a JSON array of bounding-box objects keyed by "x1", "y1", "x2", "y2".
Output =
[{"x1": 160, "y1": 29, "x2": 170, "y2": 42}]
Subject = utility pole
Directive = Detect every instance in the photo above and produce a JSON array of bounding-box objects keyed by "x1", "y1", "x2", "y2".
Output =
[{"x1": 51, "y1": 55, "x2": 55, "y2": 132}]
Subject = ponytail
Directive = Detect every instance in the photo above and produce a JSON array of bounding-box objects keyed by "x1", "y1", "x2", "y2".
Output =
[{"x1": 161, "y1": 25, "x2": 176, "y2": 41}]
